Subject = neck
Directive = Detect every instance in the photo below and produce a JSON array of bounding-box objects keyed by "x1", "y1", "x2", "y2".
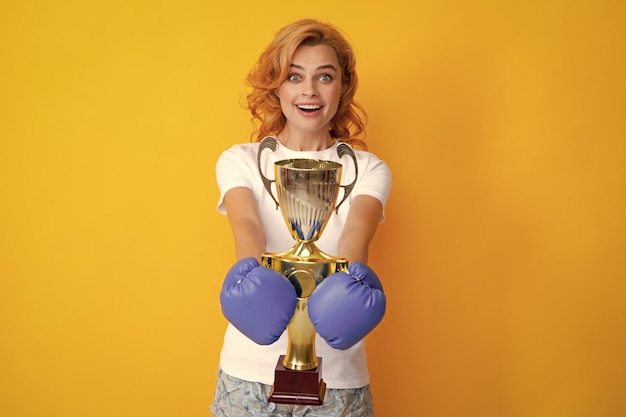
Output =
[{"x1": 276, "y1": 129, "x2": 334, "y2": 151}]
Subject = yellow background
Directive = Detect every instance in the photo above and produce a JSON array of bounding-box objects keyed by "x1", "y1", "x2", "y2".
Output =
[{"x1": 1, "y1": 1, "x2": 624, "y2": 416}]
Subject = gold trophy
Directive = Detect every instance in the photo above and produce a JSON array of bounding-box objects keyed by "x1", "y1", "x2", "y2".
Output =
[{"x1": 257, "y1": 137, "x2": 358, "y2": 405}]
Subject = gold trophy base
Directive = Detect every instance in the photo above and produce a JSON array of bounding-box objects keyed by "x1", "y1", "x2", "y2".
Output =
[{"x1": 268, "y1": 356, "x2": 326, "y2": 406}]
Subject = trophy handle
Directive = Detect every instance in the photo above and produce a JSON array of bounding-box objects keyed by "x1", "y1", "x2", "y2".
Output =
[
  {"x1": 334, "y1": 143, "x2": 358, "y2": 213},
  {"x1": 257, "y1": 136, "x2": 280, "y2": 209}
]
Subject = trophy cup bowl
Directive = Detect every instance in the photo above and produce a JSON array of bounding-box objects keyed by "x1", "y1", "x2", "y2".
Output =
[{"x1": 257, "y1": 137, "x2": 358, "y2": 405}]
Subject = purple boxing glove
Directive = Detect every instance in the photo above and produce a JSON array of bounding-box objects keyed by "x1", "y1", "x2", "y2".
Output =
[
  {"x1": 220, "y1": 257, "x2": 297, "y2": 345},
  {"x1": 308, "y1": 262, "x2": 386, "y2": 350}
]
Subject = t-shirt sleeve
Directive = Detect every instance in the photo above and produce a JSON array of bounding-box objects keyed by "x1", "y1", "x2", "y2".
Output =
[
  {"x1": 353, "y1": 155, "x2": 392, "y2": 222},
  {"x1": 215, "y1": 147, "x2": 255, "y2": 215}
]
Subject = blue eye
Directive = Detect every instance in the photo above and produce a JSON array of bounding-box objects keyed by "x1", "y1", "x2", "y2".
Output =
[
  {"x1": 319, "y1": 74, "x2": 332, "y2": 82},
  {"x1": 288, "y1": 74, "x2": 301, "y2": 82}
]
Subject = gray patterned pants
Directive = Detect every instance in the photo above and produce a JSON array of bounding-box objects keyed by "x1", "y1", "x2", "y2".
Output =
[{"x1": 211, "y1": 369, "x2": 375, "y2": 417}]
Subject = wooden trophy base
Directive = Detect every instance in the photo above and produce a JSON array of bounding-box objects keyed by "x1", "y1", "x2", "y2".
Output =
[{"x1": 268, "y1": 355, "x2": 326, "y2": 406}]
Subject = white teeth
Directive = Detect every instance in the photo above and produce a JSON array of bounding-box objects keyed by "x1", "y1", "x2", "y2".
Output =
[{"x1": 297, "y1": 105, "x2": 321, "y2": 110}]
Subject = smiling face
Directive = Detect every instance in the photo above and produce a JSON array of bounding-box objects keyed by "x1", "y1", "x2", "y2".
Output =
[{"x1": 275, "y1": 44, "x2": 343, "y2": 140}]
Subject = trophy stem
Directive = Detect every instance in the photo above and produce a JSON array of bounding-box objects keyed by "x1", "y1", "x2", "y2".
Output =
[
  {"x1": 279, "y1": 241, "x2": 347, "y2": 264},
  {"x1": 283, "y1": 297, "x2": 318, "y2": 371}
]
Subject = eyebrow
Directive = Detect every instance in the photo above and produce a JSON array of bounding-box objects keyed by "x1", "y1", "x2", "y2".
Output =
[{"x1": 290, "y1": 63, "x2": 338, "y2": 72}]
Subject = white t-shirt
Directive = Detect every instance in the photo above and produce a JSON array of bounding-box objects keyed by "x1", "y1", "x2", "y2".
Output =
[{"x1": 215, "y1": 138, "x2": 392, "y2": 389}]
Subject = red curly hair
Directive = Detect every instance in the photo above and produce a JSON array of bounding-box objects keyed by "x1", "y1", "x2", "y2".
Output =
[{"x1": 245, "y1": 19, "x2": 368, "y2": 150}]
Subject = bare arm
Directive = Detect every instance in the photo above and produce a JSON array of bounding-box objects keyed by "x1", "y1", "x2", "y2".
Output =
[
  {"x1": 336, "y1": 195, "x2": 384, "y2": 264},
  {"x1": 223, "y1": 187, "x2": 266, "y2": 261}
]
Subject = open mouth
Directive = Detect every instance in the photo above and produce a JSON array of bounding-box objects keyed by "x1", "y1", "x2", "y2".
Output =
[{"x1": 297, "y1": 104, "x2": 322, "y2": 113}]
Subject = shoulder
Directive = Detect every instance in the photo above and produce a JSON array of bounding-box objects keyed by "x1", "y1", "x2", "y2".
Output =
[
  {"x1": 218, "y1": 142, "x2": 260, "y2": 160},
  {"x1": 216, "y1": 142, "x2": 261, "y2": 169},
  {"x1": 343, "y1": 146, "x2": 392, "y2": 206},
  {"x1": 350, "y1": 148, "x2": 391, "y2": 178},
  {"x1": 215, "y1": 142, "x2": 263, "y2": 185},
  {"x1": 352, "y1": 148, "x2": 385, "y2": 163}
]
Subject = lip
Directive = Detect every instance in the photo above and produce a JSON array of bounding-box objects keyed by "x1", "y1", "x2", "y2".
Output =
[
  {"x1": 295, "y1": 104, "x2": 324, "y2": 114},
  {"x1": 296, "y1": 103, "x2": 324, "y2": 108}
]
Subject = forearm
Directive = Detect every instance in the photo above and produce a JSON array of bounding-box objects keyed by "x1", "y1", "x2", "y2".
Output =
[
  {"x1": 224, "y1": 187, "x2": 267, "y2": 261},
  {"x1": 337, "y1": 228, "x2": 371, "y2": 263},
  {"x1": 336, "y1": 195, "x2": 383, "y2": 264},
  {"x1": 231, "y1": 218, "x2": 266, "y2": 261}
]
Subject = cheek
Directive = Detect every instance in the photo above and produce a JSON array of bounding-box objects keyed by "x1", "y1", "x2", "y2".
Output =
[
  {"x1": 330, "y1": 87, "x2": 342, "y2": 107},
  {"x1": 275, "y1": 83, "x2": 290, "y2": 100}
]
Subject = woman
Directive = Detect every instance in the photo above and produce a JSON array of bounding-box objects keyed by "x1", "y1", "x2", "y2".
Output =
[{"x1": 212, "y1": 19, "x2": 392, "y2": 417}]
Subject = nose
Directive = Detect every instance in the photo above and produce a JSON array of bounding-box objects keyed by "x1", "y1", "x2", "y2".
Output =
[{"x1": 301, "y1": 79, "x2": 318, "y2": 97}]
